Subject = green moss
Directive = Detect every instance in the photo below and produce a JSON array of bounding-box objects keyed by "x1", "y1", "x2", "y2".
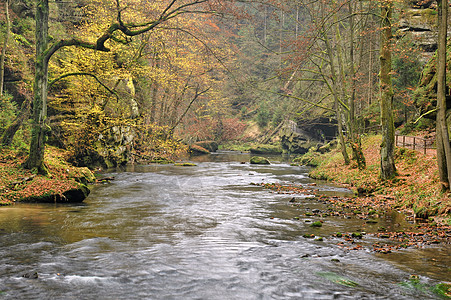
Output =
[
  {"x1": 12, "y1": 33, "x2": 32, "y2": 48},
  {"x1": 249, "y1": 144, "x2": 283, "y2": 155},
  {"x1": 317, "y1": 272, "x2": 359, "y2": 288},
  {"x1": 414, "y1": 38, "x2": 451, "y2": 118},
  {"x1": 303, "y1": 233, "x2": 315, "y2": 238},
  {"x1": 293, "y1": 151, "x2": 322, "y2": 167},
  {"x1": 250, "y1": 156, "x2": 270, "y2": 165},
  {"x1": 311, "y1": 221, "x2": 323, "y2": 227},
  {"x1": 351, "y1": 232, "x2": 363, "y2": 239},
  {"x1": 174, "y1": 162, "x2": 197, "y2": 167},
  {"x1": 431, "y1": 282, "x2": 451, "y2": 298},
  {"x1": 219, "y1": 142, "x2": 252, "y2": 152}
]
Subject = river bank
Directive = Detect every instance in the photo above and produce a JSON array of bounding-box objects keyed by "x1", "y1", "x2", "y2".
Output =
[
  {"x1": 298, "y1": 135, "x2": 450, "y2": 225},
  {"x1": 0, "y1": 147, "x2": 95, "y2": 204}
]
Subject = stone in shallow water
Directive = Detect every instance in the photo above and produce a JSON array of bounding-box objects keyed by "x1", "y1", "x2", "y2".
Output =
[
  {"x1": 250, "y1": 156, "x2": 270, "y2": 165},
  {"x1": 22, "y1": 271, "x2": 38, "y2": 279}
]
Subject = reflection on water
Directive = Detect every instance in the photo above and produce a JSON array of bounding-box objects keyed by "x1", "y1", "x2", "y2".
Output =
[{"x1": 0, "y1": 151, "x2": 448, "y2": 299}]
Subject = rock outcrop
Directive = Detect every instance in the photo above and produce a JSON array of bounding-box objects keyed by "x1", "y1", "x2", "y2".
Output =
[
  {"x1": 250, "y1": 144, "x2": 283, "y2": 155},
  {"x1": 279, "y1": 118, "x2": 337, "y2": 154}
]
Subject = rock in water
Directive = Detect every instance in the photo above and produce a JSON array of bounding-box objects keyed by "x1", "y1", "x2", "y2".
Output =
[
  {"x1": 189, "y1": 144, "x2": 210, "y2": 156},
  {"x1": 22, "y1": 271, "x2": 38, "y2": 279},
  {"x1": 250, "y1": 156, "x2": 270, "y2": 165},
  {"x1": 194, "y1": 141, "x2": 218, "y2": 152}
]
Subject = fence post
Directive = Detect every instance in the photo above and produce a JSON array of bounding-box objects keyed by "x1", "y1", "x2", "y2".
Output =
[
  {"x1": 424, "y1": 139, "x2": 427, "y2": 155},
  {"x1": 403, "y1": 135, "x2": 406, "y2": 147},
  {"x1": 413, "y1": 137, "x2": 416, "y2": 151}
]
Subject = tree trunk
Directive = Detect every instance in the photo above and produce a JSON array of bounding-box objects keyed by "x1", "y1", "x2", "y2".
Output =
[
  {"x1": 323, "y1": 26, "x2": 350, "y2": 165},
  {"x1": 24, "y1": 0, "x2": 49, "y2": 174},
  {"x1": 0, "y1": 0, "x2": 10, "y2": 96},
  {"x1": 435, "y1": 0, "x2": 451, "y2": 191},
  {"x1": 348, "y1": 2, "x2": 365, "y2": 169},
  {"x1": 379, "y1": 1, "x2": 396, "y2": 180},
  {"x1": 1, "y1": 97, "x2": 31, "y2": 146}
]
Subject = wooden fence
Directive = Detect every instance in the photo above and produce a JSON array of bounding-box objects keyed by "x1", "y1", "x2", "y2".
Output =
[{"x1": 395, "y1": 134, "x2": 435, "y2": 155}]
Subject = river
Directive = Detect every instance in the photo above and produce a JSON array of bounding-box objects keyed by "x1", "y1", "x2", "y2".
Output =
[{"x1": 0, "y1": 151, "x2": 449, "y2": 299}]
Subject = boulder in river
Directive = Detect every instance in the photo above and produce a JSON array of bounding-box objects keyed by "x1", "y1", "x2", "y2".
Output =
[
  {"x1": 20, "y1": 184, "x2": 90, "y2": 203},
  {"x1": 22, "y1": 271, "x2": 38, "y2": 279},
  {"x1": 189, "y1": 144, "x2": 210, "y2": 156},
  {"x1": 194, "y1": 141, "x2": 218, "y2": 152},
  {"x1": 250, "y1": 156, "x2": 271, "y2": 165}
]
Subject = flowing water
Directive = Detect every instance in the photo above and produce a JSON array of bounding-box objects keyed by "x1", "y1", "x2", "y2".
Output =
[{"x1": 0, "y1": 151, "x2": 449, "y2": 299}]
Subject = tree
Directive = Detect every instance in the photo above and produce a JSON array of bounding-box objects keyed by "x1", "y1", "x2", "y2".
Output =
[
  {"x1": 379, "y1": 0, "x2": 396, "y2": 180},
  {"x1": 279, "y1": 0, "x2": 375, "y2": 167},
  {"x1": 24, "y1": 0, "x2": 209, "y2": 174},
  {"x1": 435, "y1": 0, "x2": 451, "y2": 191},
  {"x1": 0, "y1": 0, "x2": 10, "y2": 96}
]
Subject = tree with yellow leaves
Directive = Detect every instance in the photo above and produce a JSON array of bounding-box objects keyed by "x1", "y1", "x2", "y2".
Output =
[{"x1": 25, "y1": 0, "x2": 214, "y2": 174}]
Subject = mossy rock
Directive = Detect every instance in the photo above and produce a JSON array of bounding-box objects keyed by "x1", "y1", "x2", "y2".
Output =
[
  {"x1": 174, "y1": 162, "x2": 197, "y2": 167},
  {"x1": 194, "y1": 141, "x2": 218, "y2": 152},
  {"x1": 414, "y1": 39, "x2": 451, "y2": 118},
  {"x1": 318, "y1": 140, "x2": 337, "y2": 154},
  {"x1": 189, "y1": 144, "x2": 210, "y2": 156},
  {"x1": 250, "y1": 144, "x2": 283, "y2": 155},
  {"x1": 414, "y1": 206, "x2": 439, "y2": 219},
  {"x1": 73, "y1": 167, "x2": 96, "y2": 185},
  {"x1": 20, "y1": 184, "x2": 90, "y2": 203},
  {"x1": 293, "y1": 152, "x2": 321, "y2": 167},
  {"x1": 351, "y1": 232, "x2": 363, "y2": 239},
  {"x1": 303, "y1": 233, "x2": 315, "y2": 238},
  {"x1": 250, "y1": 156, "x2": 271, "y2": 165},
  {"x1": 311, "y1": 221, "x2": 323, "y2": 227}
]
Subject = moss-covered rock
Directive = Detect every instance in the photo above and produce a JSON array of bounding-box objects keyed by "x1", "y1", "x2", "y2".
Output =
[
  {"x1": 189, "y1": 144, "x2": 210, "y2": 156},
  {"x1": 351, "y1": 232, "x2": 363, "y2": 239},
  {"x1": 20, "y1": 184, "x2": 90, "y2": 203},
  {"x1": 194, "y1": 141, "x2": 218, "y2": 152},
  {"x1": 414, "y1": 39, "x2": 451, "y2": 119},
  {"x1": 318, "y1": 140, "x2": 337, "y2": 154},
  {"x1": 311, "y1": 221, "x2": 323, "y2": 227},
  {"x1": 250, "y1": 156, "x2": 271, "y2": 165},
  {"x1": 174, "y1": 162, "x2": 197, "y2": 166},
  {"x1": 73, "y1": 167, "x2": 96, "y2": 185},
  {"x1": 249, "y1": 144, "x2": 283, "y2": 155},
  {"x1": 293, "y1": 151, "x2": 321, "y2": 167}
]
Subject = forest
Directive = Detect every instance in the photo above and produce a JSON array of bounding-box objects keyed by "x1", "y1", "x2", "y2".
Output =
[
  {"x1": 1, "y1": 0, "x2": 449, "y2": 217},
  {"x1": 0, "y1": 0, "x2": 450, "y2": 298}
]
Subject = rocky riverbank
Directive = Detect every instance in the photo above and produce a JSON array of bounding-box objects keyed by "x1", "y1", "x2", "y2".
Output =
[
  {"x1": 293, "y1": 135, "x2": 450, "y2": 224},
  {"x1": 0, "y1": 146, "x2": 96, "y2": 205}
]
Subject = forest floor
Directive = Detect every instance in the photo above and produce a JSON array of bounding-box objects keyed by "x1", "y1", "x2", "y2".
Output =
[
  {"x1": 275, "y1": 134, "x2": 451, "y2": 255},
  {"x1": 307, "y1": 135, "x2": 450, "y2": 222},
  {"x1": 0, "y1": 146, "x2": 96, "y2": 204}
]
